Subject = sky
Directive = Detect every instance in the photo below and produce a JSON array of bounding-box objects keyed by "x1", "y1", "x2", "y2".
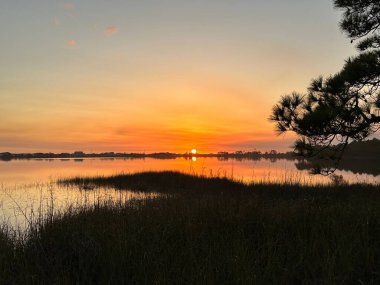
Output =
[{"x1": 0, "y1": 0, "x2": 359, "y2": 153}]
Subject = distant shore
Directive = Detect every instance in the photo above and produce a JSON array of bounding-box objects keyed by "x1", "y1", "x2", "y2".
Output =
[
  {"x1": 0, "y1": 150, "x2": 295, "y2": 161},
  {"x1": 2, "y1": 138, "x2": 379, "y2": 162}
]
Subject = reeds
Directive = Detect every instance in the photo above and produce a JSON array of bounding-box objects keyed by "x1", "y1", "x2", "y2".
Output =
[{"x1": 0, "y1": 171, "x2": 380, "y2": 283}]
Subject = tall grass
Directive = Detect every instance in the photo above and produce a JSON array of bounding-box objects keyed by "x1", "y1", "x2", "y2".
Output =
[{"x1": 1, "y1": 171, "x2": 380, "y2": 284}]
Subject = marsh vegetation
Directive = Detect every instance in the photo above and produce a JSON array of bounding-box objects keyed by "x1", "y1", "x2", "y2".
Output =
[{"x1": 0, "y1": 171, "x2": 380, "y2": 284}]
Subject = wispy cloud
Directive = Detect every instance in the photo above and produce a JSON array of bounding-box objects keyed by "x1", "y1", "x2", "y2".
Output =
[
  {"x1": 52, "y1": 16, "x2": 60, "y2": 26},
  {"x1": 105, "y1": 26, "x2": 118, "y2": 36},
  {"x1": 65, "y1": 39, "x2": 77, "y2": 48},
  {"x1": 64, "y1": 3, "x2": 75, "y2": 11}
]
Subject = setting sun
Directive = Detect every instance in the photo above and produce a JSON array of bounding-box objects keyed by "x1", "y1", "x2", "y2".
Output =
[{"x1": 191, "y1": 149, "x2": 197, "y2": 155}]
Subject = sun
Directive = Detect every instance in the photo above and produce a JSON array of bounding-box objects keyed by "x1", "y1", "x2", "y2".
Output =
[{"x1": 191, "y1": 148, "x2": 197, "y2": 155}]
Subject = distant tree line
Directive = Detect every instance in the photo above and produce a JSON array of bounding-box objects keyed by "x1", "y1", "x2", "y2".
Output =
[{"x1": 0, "y1": 150, "x2": 296, "y2": 161}]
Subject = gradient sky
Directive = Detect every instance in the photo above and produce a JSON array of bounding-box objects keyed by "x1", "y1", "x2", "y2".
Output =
[{"x1": 0, "y1": 0, "x2": 358, "y2": 153}]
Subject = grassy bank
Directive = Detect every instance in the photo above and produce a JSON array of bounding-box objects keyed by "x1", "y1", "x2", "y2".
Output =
[{"x1": 1, "y1": 171, "x2": 380, "y2": 284}]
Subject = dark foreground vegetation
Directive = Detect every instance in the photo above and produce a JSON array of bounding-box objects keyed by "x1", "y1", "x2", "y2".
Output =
[{"x1": 1, "y1": 171, "x2": 380, "y2": 284}]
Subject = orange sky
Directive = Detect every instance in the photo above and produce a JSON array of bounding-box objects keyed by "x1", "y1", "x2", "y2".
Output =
[{"x1": 0, "y1": 0, "x2": 357, "y2": 153}]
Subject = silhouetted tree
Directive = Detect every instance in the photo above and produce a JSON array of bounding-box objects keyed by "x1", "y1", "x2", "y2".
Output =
[{"x1": 270, "y1": 0, "x2": 380, "y2": 174}]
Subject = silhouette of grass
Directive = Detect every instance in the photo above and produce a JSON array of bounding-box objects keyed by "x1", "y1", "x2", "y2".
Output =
[{"x1": 1, "y1": 171, "x2": 380, "y2": 283}]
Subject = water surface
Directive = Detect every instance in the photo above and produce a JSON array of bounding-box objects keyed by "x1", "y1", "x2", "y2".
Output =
[
  {"x1": 1, "y1": 157, "x2": 379, "y2": 230},
  {"x1": 1, "y1": 157, "x2": 379, "y2": 185}
]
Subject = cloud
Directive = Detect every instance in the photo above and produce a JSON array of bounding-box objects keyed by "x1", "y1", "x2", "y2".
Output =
[
  {"x1": 64, "y1": 3, "x2": 75, "y2": 11},
  {"x1": 105, "y1": 26, "x2": 118, "y2": 36},
  {"x1": 53, "y1": 16, "x2": 60, "y2": 26},
  {"x1": 65, "y1": 39, "x2": 77, "y2": 48}
]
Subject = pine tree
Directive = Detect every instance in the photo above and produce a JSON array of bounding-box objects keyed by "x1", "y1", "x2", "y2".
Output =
[{"x1": 270, "y1": 0, "x2": 380, "y2": 174}]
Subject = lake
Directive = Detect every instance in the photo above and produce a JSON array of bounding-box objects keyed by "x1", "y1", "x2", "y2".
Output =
[{"x1": 1, "y1": 157, "x2": 379, "y2": 230}]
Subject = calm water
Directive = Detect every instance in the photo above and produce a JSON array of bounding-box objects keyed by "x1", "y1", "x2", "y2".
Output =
[
  {"x1": 1, "y1": 157, "x2": 380, "y2": 185},
  {"x1": 1, "y1": 157, "x2": 379, "y2": 230}
]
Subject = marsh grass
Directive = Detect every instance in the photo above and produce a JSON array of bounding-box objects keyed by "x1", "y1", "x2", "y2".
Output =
[{"x1": 1, "y1": 171, "x2": 380, "y2": 284}]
